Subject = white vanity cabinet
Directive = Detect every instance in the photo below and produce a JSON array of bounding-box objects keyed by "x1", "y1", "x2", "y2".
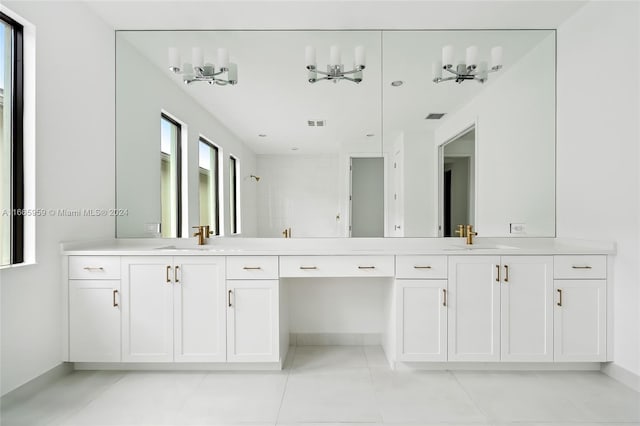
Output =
[
  {"x1": 553, "y1": 256, "x2": 607, "y2": 362},
  {"x1": 395, "y1": 256, "x2": 448, "y2": 361},
  {"x1": 68, "y1": 256, "x2": 121, "y2": 362},
  {"x1": 121, "y1": 256, "x2": 226, "y2": 362},
  {"x1": 226, "y1": 257, "x2": 280, "y2": 363},
  {"x1": 447, "y1": 256, "x2": 553, "y2": 362}
]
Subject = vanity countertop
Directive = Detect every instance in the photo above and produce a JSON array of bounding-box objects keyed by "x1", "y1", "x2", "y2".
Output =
[{"x1": 60, "y1": 237, "x2": 615, "y2": 256}]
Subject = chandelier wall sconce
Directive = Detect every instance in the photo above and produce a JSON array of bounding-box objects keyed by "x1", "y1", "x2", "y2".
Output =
[
  {"x1": 432, "y1": 45, "x2": 503, "y2": 84},
  {"x1": 168, "y1": 47, "x2": 238, "y2": 85},
  {"x1": 305, "y1": 45, "x2": 366, "y2": 84}
]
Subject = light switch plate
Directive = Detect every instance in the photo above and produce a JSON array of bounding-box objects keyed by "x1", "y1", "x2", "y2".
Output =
[
  {"x1": 510, "y1": 223, "x2": 526, "y2": 234},
  {"x1": 145, "y1": 222, "x2": 161, "y2": 234}
]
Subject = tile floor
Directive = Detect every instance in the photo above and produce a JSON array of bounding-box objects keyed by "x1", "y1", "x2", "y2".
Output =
[{"x1": 1, "y1": 346, "x2": 639, "y2": 426}]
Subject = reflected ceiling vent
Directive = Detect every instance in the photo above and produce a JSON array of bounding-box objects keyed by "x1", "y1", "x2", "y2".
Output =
[
  {"x1": 307, "y1": 120, "x2": 326, "y2": 127},
  {"x1": 425, "y1": 113, "x2": 446, "y2": 120}
]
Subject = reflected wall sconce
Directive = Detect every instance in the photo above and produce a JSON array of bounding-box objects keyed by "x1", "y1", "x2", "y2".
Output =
[
  {"x1": 169, "y1": 47, "x2": 238, "y2": 85},
  {"x1": 432, "y1": 45, "x2": 502, "y2": 84},
  {"x1": 305, "y1": 45, "x2": 365, "y2": 84},
  {"x1": 249, "y1": 175, "x2": 261, "y2": 182}
]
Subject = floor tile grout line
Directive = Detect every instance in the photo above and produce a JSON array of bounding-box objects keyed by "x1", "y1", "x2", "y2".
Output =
[
  {"x1": 449, "y1": 369, "x2": 494, "y2": 426},
  {"x1": 363, "y1": 346, "x2": 386, "y2": 424},
  {"x1": 274, "y1": 345, "x2": 296, "y2": 425}
]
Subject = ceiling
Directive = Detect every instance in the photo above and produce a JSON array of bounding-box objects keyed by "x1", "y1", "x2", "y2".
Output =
[{"x1": 85, "y1": 1, "x2": 587, "y2": 31}]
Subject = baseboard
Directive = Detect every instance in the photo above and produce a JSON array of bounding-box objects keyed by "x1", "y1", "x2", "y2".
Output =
[
  {"x1": 290, "y1": 332, "x2": 381, "y2": 346},
  {"x1": 1, "y1": 362, "x2": 72, "y2": 402},
  {"x1": 601, "y1": 362, "x2": 640, "y2": 391}
]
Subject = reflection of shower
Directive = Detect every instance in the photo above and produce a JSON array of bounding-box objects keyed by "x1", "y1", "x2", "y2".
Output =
[{"x1": 249, "y1": 174, "x2": 261, "y2": 182}]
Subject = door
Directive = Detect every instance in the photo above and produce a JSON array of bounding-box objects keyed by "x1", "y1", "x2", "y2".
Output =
[
  {"x1": 500, "y1": 256, "x2": 553, "y2": 361},
  {"x1": 448, "y1": 256, "x2": 500, "y2": 361},
  {"x1": 174, "y1": 256, "x2": 226, "y2": 362},
  {"x1": 122, "y1": 256, "x2": 174, "y2": 362},
  {"x1": 350, "y1": 157, "x2": 384, "y2": 237},
  {"x1": 69, "y1": 280, "x2": 121, "y2": 362},
  {"x1": 227, "y1": 280, "x2": 279, "y2": 362},
  {"x1": 396, "y1": 280, "x2": 447, "y2": 361},
  {"x1": 554, "y1": 280, "x2": 606, "y2": 361}
]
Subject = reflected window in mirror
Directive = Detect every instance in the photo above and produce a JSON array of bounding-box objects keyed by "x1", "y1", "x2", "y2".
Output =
[
  {"x1": 199, "y1": 137, "x2": 220, "y2": 235},
  {"x1": 229, "y1": 155, "x2": 240, "y2": 235},
  {"x1": 160, "y1": 113, "x2": 182, "y2": 237}
]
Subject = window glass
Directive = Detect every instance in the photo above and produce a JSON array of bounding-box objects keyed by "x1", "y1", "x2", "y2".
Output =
[
  {"x1": 160, "y1": 115, "x2": 181, "y2": 237},
  {"x1": 199, "y1": 138, "x2": 219, "y2": 235},
  {"x1": 229, "y1": 156, "x2": 239, "y2": 234}
]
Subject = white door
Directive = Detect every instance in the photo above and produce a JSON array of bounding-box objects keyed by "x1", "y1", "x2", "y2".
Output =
[
  {"x1": 122, "y1": 256, "x2": 174, "y2": 362},
  {"x1": 69, "y1": 280, "x2": 121, "y2": 362},
  {"x1": 448, "y1": 256, "x2": 500, "y2": 361},
  {"x1": 174, "y1": 256, "x2": 226, "y2": 362},
  {"x1": 396, "y1": 279, "x2": 447, "y2": 361},
  {"x1": 227, "y1": 280, "x2": 279, "y2": 362},
  {"x1": 500, "y1": 256, "x2": 553, "y2": 362},
  {"x1": 554, "y1": 280, "x2": 606, "y2": 361}
]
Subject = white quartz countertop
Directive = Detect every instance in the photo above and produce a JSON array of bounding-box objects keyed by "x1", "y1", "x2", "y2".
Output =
[{"x1": 60, "y1": 237, "x2": 615, "y2": 256}]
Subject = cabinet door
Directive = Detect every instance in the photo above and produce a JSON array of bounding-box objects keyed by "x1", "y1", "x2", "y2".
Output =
[
  {"x1": 500, "y1": 256, "x2": 553, "y2": 362},
  {"x1": 227, "y1": 280, "x2": 279, "y2": 362},
  {"x1": 122, "y1": 257, "x2": 174, "y2": 362},
  {"x1": 448, "y1": 256, "x2": 500, "y2": 361},
  {"x1": 174, "y1": 256, "x2": 226, "y2": 362},
  {"x1": 69, "y1": 280, "x2": 121, "y2": 362},
  {"x1": 554, "y1": 280, "x2": 606, "y2": 361},
  {"x1": 396, "y1": 279, "x2": 447, "y2": 361}
]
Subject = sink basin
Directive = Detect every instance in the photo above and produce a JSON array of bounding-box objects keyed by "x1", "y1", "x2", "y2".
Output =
[{"x1": 444, "y1": 244, "x2": 519, "y2": 251}]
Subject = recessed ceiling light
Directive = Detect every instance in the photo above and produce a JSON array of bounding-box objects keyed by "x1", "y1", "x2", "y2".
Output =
[
  {"x1": 291, "y1": 147, "x2": 299, "y2": 151},
  {"x1": 258, "y1": 134, "x2": 267, "y2": 137},
  {"x1": 391, "y1": 80, "x2": 404, "y2": 87}
]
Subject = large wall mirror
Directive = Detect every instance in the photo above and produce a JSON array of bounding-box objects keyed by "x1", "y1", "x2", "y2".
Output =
[{"x1": 116, "y1": 29, "x2": 555, "y2": 238}]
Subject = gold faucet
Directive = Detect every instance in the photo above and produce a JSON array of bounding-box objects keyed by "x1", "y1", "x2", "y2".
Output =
[
  {"x1": 193, "y1": 225, "x2": 214, "y2": 245},
  {"x1": 454, "y1": 224, "x2": 466, "y2": 238},
  {"x1": 282, "y1": 227, "x2": 292, "y2": 238},
  {"x1": 466, "y1": 224, "x2": 478, "y2": 245}
]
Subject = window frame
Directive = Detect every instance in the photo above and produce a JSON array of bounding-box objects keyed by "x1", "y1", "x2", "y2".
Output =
[
  {"x1": 198, "y1": 136, "x2": 220, "y2": 236},
  {"x1": 1, "y1": 11, "x2": 24, "y2": 265},
  {"x1": 160, "y1": 112, "x2": 182, "y2": 238}
]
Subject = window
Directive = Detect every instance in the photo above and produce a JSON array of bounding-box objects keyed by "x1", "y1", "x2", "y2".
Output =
[
  {"x1": 1, "y1": 13, "x2": 23, "y2": 266},
  {"x1": 160, "y1": 114, "x2": 181, "y2": 238},
  {"x1": 198, "y1": 138, "x2": 220, "y2": 235},
  {"x1": 229, "y1": 155, "x2": 240, "y2": 234}
]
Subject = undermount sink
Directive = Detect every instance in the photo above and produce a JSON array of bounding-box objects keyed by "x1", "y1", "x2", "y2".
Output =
[{"x1": 444, "y1": 244, "x2": 519, "y2": 251}]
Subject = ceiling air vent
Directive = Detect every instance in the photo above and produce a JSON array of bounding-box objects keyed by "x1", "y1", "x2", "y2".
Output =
[
  {"x1": 307, "y1": 120, "x2": 326, "y2": 127},
  {"x1": 425, "y1": 113, "x2": 446, "y2": 120}
]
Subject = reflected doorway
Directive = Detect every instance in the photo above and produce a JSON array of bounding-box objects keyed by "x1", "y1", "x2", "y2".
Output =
[
  {"x1": 350, "y1": 157, "x2": 384, "y2": 237},
  {"x1": 439, "y1": 127, "x2": 475, "y2": 237}
]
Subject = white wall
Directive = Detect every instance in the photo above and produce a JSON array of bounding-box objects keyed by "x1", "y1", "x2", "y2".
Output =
[
  {"x1": 435, "y1": 33, "x2": 556, "y2": 237},
  {"x1": 0, "y1": 2, "x2": 115, "y2": 395},
  {"x1": 116, "y1": 38, "x2": 257, "y2": 238},
  {"x1": 557, "y1": 1, "x2": 640, "y2": 377},
  {"x1": 256, "y1": 155, "x2": 341, "y2": 237}
]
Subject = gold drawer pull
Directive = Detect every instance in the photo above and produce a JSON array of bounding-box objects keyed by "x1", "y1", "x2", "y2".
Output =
[
  {"x1": 572, "y1": 265, "x2": 593, "y2": 269},
  {"x1": 414, "y1": 266, "x2": 432, "y2": 269},
  {"x1": 442, "y1": 289, "x2": 447, "y2": 307},
  {"x1": 504, "y1": 265, "x2": 509, "y2": 282},
  {"x1": 358, "y1": 266, "x2": 376, "y2": 270},
  {"x1": 243, "y1": 266, "x2": 262, "y2": 270},
  {"x1": 83, "y1": 267, "x2": 104, "y2": 271},
  {"x1": 496, "y1": 264, "x2": 500, "y2": 282},
  {"x1": 166, "y1": 265, "x2": 171, "y2": 283},
  {"x1": 299, "y1": 266, "x2": 318, "y2": 270},
  {"x1": 557, "y1": 288, "x2": 563, "y2": 306},
  {"x1": 113, "y1": 289, "x2": 119, "y2": 307}
]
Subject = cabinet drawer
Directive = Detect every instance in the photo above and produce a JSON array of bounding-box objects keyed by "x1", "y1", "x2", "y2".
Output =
[
  {"x1": 280, "y1": 255, "x2": 394, "y2": 278},
  {"x1": 396, "y1": 256, "x2": 447, "y2": 279},
  {"x1": 554, "y1": 255, "x2": 606, "y2": 279},
  {"x1": 69, "y1": 256, "x2": 121, "y2": 280},
  {"x1": 227, "y1": 256, "x2": 279, "y2": 280}
]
